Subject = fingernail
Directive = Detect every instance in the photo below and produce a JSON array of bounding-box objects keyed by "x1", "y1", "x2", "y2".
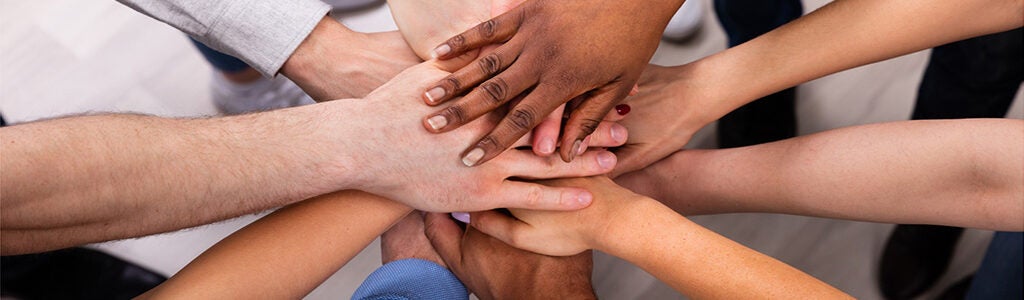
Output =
[
  {"x1": 425, "y1": 87, "x2": 446, "y2": 104},
  {"x1": 569, "y1": 140, "x2": 582, "y2": 161},
  {"x1": 462, "y1": 148, "x2": 485, "y2": 167},
  {"x1": 451, "y1": 212, "x2": 471, "y2": 223},
  {"x1": 431, "y1": 44, "x2": 452, "y2": 58},
  {"x1": 615, "y1": 104, "x2": 631, "y2": 115},
  {"x1": 611, "y1": 124, "x2": 627, "y2": 143},
  {"x1": 539, "y1": 138, "x2": 555, "y2": 154},
  {"x1": 577, "y1": 192, "x2": 593, "y2": 206},
  {"x1": 597, "y1": 151, "x2": 616, "y2": 170},
  {"x1": 427, "y1": 115, "x2": 448, "y2": 131}
]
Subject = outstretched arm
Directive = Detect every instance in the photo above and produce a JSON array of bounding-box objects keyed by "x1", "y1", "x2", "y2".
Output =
[
  {"x1": 0, "y1": 106, "x2": 363, "y2": 254},
  {"x1": 1, "y1": 63, "x2": 622, "y2": 255},
  {"x1": 619, "y1": 119, "x2": 1024, "y2": 231},
  {"x1": 469, "y1": 177, "x2": 850, "y2": 299},
  {"x1": 138, "y1": 191, "x2": 410, "y2": 299},
  {"x1": 613, "y1": 0, "x2": 1024, "y2": 175}
]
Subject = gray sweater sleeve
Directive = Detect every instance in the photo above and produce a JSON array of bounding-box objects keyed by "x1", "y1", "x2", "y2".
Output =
[{"x1": 118, "y1": 0, "x2": 331, "y2": 76}]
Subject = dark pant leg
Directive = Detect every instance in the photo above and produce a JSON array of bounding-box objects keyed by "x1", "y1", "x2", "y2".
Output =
[
  {"x1": 881, "y1": 28, "x2": 1023, "y2": 299},
  {"x1": 912, "y1": 28, "x2": 1023, "y2": 119},
  {"x1": 190, "y1": 38, "x2": 252, "y2": 73},
  {"x1": 713, "y1": 0, "x2": 803, "y2": 148},
  {"x1": 966, "y1": 232, "x2": 1023, "y2": 300}
]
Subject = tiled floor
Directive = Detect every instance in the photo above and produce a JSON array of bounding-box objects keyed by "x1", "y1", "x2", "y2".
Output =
[{"x1": 1, "y1": 1, "x2": 1021, "y2": 299}]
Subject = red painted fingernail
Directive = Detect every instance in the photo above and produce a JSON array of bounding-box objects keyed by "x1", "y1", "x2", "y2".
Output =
[{"x1": 615, "y1": 104, "x2": 631, "y2": 115}]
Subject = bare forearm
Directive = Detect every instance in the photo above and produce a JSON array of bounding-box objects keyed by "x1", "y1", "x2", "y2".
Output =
[
  {"x1": 140, "y1": 191, "x2": 410, "y2": 299},
  {"x1": 640, "y1": 119, "x2": 1024, "y2": 230},
  {"x1": 601, "y1": 199, "x2": 848, "y2": 298},
  {"x1": 686, "y1": 0, "x2": 1023, "y2": 122},
  {"x1": 0, "y1": 105, "x2": 360, "y2": 254}
]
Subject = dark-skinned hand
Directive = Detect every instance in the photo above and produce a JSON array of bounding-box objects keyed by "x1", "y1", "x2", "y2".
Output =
[{"x1": 420, "y1": 0, "x2": 683, "y2": 166}]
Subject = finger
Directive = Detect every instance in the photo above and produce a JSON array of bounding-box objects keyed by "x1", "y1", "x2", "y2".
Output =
[
  {"x1": 468, "y1": 210, "x2": 529, "y2": 248},
  {"x1": 495, "y1": 180, "x2": 593, "y2": 211},
  {"x1": 424, "y1": 64, "x2": 535, "y2": 133},
  {"x1": 531, "y1": 105, "x2": 566, "y2": 156},
  {"x1": 629, "y1": 84, "x2": 640, "y2": 96},
  {"x1": 423, "y1": 212, "x2": 465, "y2": 267},
  {"x1": 431, "y1": 9, "x2": 525, "y2": 59},
  {"x1": 502, "y1": 148, "x2": 617, "y2": 179},
  {"x1": 560, "y1": 84, "x2": 632, "y2": 162},
  {"x1": 460, "y1": 84, "x2": 569, "y2": 167},
  {"x1": 423, "y1": 40, "x2": 525, "y2": 106},
  {"x1": 583, "y1": 122, "x2": 628, "y2": 148}
]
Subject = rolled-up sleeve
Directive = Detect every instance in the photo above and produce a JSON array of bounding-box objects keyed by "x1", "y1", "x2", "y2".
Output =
[
  {"x1": 352, "y1": 259, "x2": 469, "y2": 300},
  {"x1": 117, "y1": 0, "x2": 330, "y2": 76}
]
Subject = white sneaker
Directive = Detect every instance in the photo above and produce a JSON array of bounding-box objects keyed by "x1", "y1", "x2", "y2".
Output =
[
  {"x1": 211, "y1": 73, "x2": 315, "y2": 115},
  {"x1": 662, "y1": 0, "x2": 705, "y2": 42}
]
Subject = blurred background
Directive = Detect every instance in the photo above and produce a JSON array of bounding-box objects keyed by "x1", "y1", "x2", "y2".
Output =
[{"x1": 1, "y1": 0, "x2": 1020, "y2": 299}]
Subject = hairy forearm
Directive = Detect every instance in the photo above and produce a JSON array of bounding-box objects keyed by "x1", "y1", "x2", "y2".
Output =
[
  {"x1": 600, "y1": 198, "x2": 848, "y2": 298},
  {"x1": 140, "y1": 191, "x2": 411, "y2": 299},
  {"x1": 640, "y1": 119, "x2": 1024, "y2": 231},
  {"x1": 0, "y1": 104, "x2": 362, "y2": 254},
  {"x1": 684, "y1": 0, "x2": 1023, "y2": 123}
]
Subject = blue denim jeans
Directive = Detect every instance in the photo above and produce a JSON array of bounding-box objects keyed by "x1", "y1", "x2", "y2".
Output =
[{"x1": 967, "y1": 232, "x2": 1023, "y2": 299}]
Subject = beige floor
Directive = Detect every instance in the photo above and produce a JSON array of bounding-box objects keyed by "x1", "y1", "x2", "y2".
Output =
[{"x1": 1, "y1": 1, "x2": 1021, "y2": 299}]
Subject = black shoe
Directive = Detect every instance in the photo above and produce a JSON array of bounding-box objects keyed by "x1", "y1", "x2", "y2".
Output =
[
  {"x1": 1, "y1": 247, "x2": 166, "y2": 300},
  {"x1": 879, "y1": 225, "x2": 965, "y2": 300},
  {"x1": 935, "y1": 276, "x2": 973, "y2": 300}
]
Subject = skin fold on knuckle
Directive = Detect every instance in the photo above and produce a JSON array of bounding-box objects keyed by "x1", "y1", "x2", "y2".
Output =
[
  {"x1": 443, "y1": 105, "x2": 468, "y2": 125},
  {"x1": 480, "y1": 78, "x2": 509, "y2": 105},
  {"x1": 477, "y1": 53, "x2": 503, "y2": 76},
  {"x1": 441, "y1": 76, "x2": 462, "y2": 94},
  {"x1": 507, "y1": 106, "x2": 539, "y2": 132}
]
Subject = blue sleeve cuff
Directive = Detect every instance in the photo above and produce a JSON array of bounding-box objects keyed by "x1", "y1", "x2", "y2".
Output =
[{"x1": 352, "y1": 258, "x2": 469, "y2": 300}]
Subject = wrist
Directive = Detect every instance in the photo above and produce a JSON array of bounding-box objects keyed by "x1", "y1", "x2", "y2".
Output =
[
  {"x1": 595, "y1": 196, "x2": 679, "y2": 260},
  {"x1": 280, "y1": 16, "x2": 368, "y2": 99}
]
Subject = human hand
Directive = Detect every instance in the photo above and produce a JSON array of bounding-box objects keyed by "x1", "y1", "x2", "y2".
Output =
[
  {"x1": 381, "y1": 211, "x2": 446, "y2": 266},
  {"x1": 388, "y1": 0, "x2": 490, "y2": 70},
  {"x1": 467, "y1": 176, "x2": 648, "y2": 256},
  {"x1": 280, "y1": 17, "x2": 421, "y2": 100},
  {"x1": 424, "y1": 213, "x2": 596, "y2": 300},
  {"x1": 420, "y1": 0, "x2": 682, "y2": 166},
  {"x1": 342, "y1": 63, "x2": 628, "y2": 212},
  {"x1": 610, "y1": 64, "x2": 709, "y2": 178}
]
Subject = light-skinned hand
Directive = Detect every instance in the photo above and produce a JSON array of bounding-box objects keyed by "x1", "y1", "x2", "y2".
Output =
[{"x1": 343, "y1": 63, "x2": 628, "y2": 212}]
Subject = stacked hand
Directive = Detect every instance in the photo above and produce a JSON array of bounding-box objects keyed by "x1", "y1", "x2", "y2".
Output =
[
  {"x1": 420, "y1": 0, "x2": 682, "y2": 166},
  {"x1": 343, "y1": 63, "x2": 628, "y2": 212}
]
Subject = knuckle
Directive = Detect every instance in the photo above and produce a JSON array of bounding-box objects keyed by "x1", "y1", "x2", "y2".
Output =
[
  {"x1": 448, "y1": 34, "x2": 466, "y2": 50},
  {"x1": 479, "y1": 19, "x2": 498, "y2": 39},
  {"x1": 442, "y1": 77, "x2": 462, "y2": 93},
  {"x1": 576, "y1": 117, "x2": 602, "y2": 136},
  {"x1": 476, "y1": 135, "x2": 507, "y2": 153},
  {"x1": 477, "y1": 54, "x2": 503, "y2": 75},
  {"x1": 480, "y1": 78, "x2": 509, "y2": 105},
  {"x1": 508, "y1": 106, "x2": 539, "y2": 131},
  {"x1": 444, "y1": 105, "x2": 468, "y2": 124}
]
